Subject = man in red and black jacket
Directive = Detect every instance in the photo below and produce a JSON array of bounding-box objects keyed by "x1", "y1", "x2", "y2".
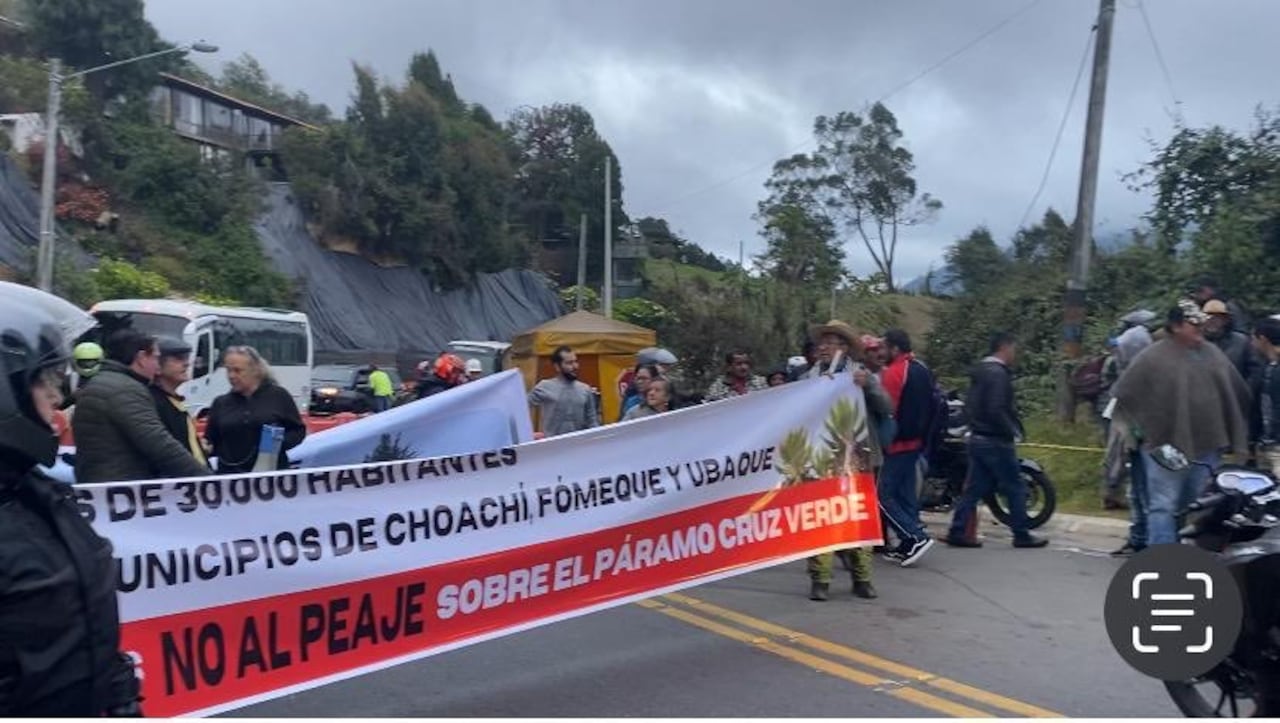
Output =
[{"x1": 878, "y1": 329, "x2": 937, "y2": 567}]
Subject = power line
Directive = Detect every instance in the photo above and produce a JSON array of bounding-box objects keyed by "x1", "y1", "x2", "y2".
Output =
[
  {"x1": 1135, "y1": 0, "x2": 1183, "y2": 124},
  {"x1": 646, "y1": 0, "x2": 1049, "y2": 213},
  {"x1": 1016, "y1": 25, "x2": 1096, "y2": 232}
]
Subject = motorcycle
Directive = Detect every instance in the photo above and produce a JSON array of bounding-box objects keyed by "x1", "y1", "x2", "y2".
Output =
[
  {"x1": 1150, "y1": 445, "x2": 1280, "y2": 718},
  {"x1": 916, "y1": 395, "x2": 1057, "y2": 530}
]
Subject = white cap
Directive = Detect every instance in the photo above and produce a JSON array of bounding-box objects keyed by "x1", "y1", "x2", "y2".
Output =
[
  {"x1": 465, "y1": 358, "x2": 483, "y2": 374},
  {"x1": 638, "y1": 347, "x2": 677, "y2": 365}
]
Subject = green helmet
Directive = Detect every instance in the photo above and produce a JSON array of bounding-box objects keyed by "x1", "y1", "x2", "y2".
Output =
[{"x1": 73, "y1": 341, "x2": 104, "y2": 376}]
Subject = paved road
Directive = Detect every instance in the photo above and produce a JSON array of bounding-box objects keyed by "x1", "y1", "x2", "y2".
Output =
[{"x1": 229, "y1": 518, "x2": 1178, "y2": 718}]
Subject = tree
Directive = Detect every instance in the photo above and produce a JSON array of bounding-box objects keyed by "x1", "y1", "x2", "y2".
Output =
[
  {"x1": 764, "y1": 102, "x2": 942, "y2": 291},
  {"x1": 216, "y1": 53, "x2": 332, "y2": 125},
  {"x1": 506, "y1": 103, "x2": 627, "y2": 284},
  {"x1": 283, "y1": 53, "x2": 521, "y2": 288},
  {"x1": 637, "y1": 216, "x2": 726, "y2": 271},
  {"x1": 1011, "y1": 209, "x2": 1073, "y2": 265},
  {"x1": 1126, "y1": 111, "x2": 1280, "y2": 253},
  {"x1": 944, "y1": 226, "x2": 1007, "y2": 293},
  {"x1": 23, "y1": 0, "x2": 173, "y2": 101},
  {"x1": 754, "y1": 203, "x2": 844, "y2": 289}
]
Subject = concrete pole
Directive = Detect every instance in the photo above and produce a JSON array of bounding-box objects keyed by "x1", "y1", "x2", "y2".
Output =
[
  {"x1": 1058, "y1": 0, "x2": 1115, "y2": 422},
  {"x1": 575, "y1": 213, "x2": 587, "y2": 311},
  {"x1": 603, "y1": 155, "x2": 613, "y2": 319},
  {"x1": 35, "y1": 59, "x2": 62, "y2": 292}
]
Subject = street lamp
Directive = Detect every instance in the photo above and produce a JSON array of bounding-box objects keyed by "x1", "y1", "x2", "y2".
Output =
[{"x1": 34, "y1": 41, "x2": 218, "y2": 292}]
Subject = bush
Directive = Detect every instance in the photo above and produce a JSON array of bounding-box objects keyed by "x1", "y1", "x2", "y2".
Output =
[
  {"x1": 93, "y1": 257, "x2": 170, "y2": 299},
  {"x1": 613, "y1": 297, "x2": 678, "y2": 329}
]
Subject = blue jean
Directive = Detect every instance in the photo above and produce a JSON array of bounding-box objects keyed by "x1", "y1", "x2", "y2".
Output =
[
  {"x1": 949, "y1": 438, "x2": 1032, "y2": 541},
  {"x1": 1127, "y1": 449, "x2": 1149, "y2": 548},
  {"x1": 879, "y1": 451, "x2": 927, "y2": 544},
  {"x1": 1142, "y1": 449, "x2": 1218, "y2": 545},
  {"x1": 371, "y1": 396, "x2": 391, "y2": 413}
]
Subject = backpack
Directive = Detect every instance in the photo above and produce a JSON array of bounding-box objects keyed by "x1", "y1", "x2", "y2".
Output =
[{"x1": 1070, "y1": 355, "x2": 1107, "y2": 401}]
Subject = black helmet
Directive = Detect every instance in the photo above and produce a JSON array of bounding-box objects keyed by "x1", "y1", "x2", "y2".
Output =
[{"x1": 0, "y1": 283, "x2": 96, "y2": 468}]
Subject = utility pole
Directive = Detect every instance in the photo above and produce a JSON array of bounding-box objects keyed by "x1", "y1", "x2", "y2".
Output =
[
  {"x1": 603, "y1": 155, "x2": 613, "y2": 319},
  {"x1": 32, "y1": 43, "x2": 217, "y2": 292},
  {"x1": 1058, "y1": 0, "x2": 1115, "y2": 422},
  {"x1": 575, "y1": 214, "x2": 587, "y2": 311},
  {"x1": 35, "y1": 58, "x2": 62, "y2": 292},
  {"x1": 738, "y1": 240, "x2": 744, "y2": 268}
]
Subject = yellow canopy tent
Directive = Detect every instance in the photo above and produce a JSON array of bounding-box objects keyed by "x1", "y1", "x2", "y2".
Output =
[{"x1": 509, "y1": 311, "x2": 657, "y2": 426}]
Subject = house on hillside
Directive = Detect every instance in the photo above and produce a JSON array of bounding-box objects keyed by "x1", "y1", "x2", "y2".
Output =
[
  {"x1": 148, "y1": 73, "x2": 316, "y2": 178},
  {"x1": 535, "y1": 224, "x2": 648, "y2": 300}
]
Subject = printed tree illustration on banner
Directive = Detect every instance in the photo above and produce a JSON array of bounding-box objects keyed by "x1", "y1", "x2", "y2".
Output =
[
  {"x1": 777, "y1": 397, "x2": 867, "y2": 487},
  {"x1": 364, "y1": 433, "x2": 419, "y2": 463}
]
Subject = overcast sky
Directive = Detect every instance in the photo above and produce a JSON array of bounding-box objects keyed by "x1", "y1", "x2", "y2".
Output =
[{"x1": 146, "y1": 0, "x2": 1279, "y2": 284}]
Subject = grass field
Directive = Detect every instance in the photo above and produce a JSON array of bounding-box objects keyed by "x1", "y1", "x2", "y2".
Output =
[{"x1": 1020, "y1": 413, "x2": 1127, "y2": 519}]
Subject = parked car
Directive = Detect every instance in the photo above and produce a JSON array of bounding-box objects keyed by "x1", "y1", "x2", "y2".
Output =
[
  {"x1": 446, "y1": 340, "x2": 511, "y2": 376},
  {"x1": 311, "y1": 364, "x2": 408, "y2": 415}
]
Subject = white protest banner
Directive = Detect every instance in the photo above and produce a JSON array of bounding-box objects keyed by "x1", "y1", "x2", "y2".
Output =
[
  {"x1": 78, "y1": 376, "x2": 881, "y2": 717},
  {"x1": 41, "y1": 370, "x2": 532, "y2": 484},
  {"x1": 287, "y1": 369, "x2": 534, "y2": 468}
]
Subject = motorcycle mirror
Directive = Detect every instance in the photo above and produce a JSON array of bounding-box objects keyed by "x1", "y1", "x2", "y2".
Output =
[
  {"x1": 1152, "y1": 444, "x2": 1191, "y2": 471},
  {"x1": 1216, "y1": 471, "x2": 1275, "y2": 496}
]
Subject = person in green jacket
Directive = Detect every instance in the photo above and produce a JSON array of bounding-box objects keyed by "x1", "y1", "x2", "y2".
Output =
[{"x1": 367, "y1": 365, "x2": 394, "y2": 413}]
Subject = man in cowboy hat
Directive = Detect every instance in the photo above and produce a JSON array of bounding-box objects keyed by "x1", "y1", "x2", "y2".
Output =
[
  {"x1": 1202, "y1": 298, "x2": 1257, "y2": 381},
  {"x1": 802, "y1": 319, "x2": 891, "y2": 601}
]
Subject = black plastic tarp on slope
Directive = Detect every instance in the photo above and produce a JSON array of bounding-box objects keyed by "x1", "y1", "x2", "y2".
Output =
[
  {"x1": 0, "y1": 155, "x2": 90, "y2": 277},
  {"x1": 254, "y1": 183, "x2": 563, "y2": 356},
  {"x1": 0, "y1": 154, "x2": 41, "y2": 273}
]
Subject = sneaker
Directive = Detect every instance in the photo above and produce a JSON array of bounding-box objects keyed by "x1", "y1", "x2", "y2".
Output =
[
  {"x1": 1013, "y1": 534, "x2": 1050, "y2": 549},
  {"x1": 881, "y1": 547, "x2": 905, "y2": 564},
  {"x1": 899, "y1": 537, "x2": 935, "y2": 567},
  {"x1": 853, "y1": 580, "x2": 878, "y2": 599}
]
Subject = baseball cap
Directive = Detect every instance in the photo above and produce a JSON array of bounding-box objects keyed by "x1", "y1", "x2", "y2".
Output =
[
  {"x1": 465, "y1": 358, "x2": 482, "y2": 374},
  {"x1": 1202, "y1": 299, "x2": 1229, "y2": 316}
]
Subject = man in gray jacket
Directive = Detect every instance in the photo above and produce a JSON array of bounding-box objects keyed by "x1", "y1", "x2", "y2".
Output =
[
  {"x1": 528, "y1": 346, "x2": 599, "y2": 437},
  {"x1": 72, "y1": 330, "x2": 211, "y2": 484}
]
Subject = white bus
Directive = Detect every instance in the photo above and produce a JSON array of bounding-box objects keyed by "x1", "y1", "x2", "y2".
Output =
[{"x1": 88, "y1": 299, "x2": 313, "y2": 417}]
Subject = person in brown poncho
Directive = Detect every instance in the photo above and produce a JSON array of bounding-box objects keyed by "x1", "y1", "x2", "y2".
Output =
[{"x1": 1110, "y1": 300, "x2": 1252, "y2": 546}]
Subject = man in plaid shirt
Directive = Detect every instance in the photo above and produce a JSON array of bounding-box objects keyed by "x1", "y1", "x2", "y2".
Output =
[{"x1": 705, "y1": 350, "x2": 769, "y2": 402}]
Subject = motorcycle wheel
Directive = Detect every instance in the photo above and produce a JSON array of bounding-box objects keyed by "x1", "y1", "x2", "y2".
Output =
[
  {"x1": 1164, "y1": 677, "x2": 1257, "y2": 717},
  {"x1": 984, "y1": 466, "x2": 1056, "y2": 530}
]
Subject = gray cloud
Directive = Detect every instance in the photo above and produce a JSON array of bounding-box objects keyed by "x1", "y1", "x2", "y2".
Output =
[{"x1": 146, "y1": 0, "x2": 1280, "y2": 282}]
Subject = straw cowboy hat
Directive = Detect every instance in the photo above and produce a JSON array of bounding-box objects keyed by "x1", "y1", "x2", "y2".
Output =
[{"x1": 809, "y1": 319, "x2": 861, "y2": 348}]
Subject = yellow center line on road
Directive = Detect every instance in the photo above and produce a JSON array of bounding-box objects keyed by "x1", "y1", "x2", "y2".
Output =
[
  {"x1": 659, "y1": 592, "x2": 1064, "y2": 719},
  {"x1": 636, "y1": 599, "x2": 994, "y2": 718}
]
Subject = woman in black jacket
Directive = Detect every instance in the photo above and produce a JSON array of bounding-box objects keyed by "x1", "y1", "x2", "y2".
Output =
[
  {"x1": 205, "y1": 346, "x2": 306, "y2": 474},
  {"x1": 0, "y1": 285, "x2": 142, "y2": 716}
]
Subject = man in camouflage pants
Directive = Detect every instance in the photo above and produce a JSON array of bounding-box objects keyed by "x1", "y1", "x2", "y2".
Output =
[{"x1": 804, "y1": 320, "x2": 890, "y2": 601}]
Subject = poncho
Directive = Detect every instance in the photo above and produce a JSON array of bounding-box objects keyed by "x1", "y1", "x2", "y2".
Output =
[{"x1": 1111, "y1": 338, "x2": 1251, "y2": 458}]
